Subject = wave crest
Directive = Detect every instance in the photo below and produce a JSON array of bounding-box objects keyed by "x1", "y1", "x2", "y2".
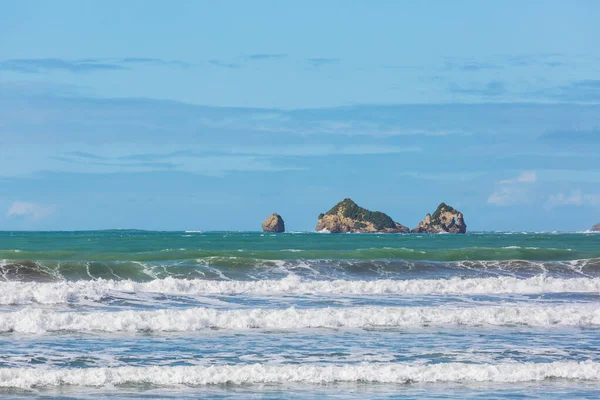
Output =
[
  {"x1": 2, "y1": 305, "x2": 600, "y2": 333},
  {"x1": 2, "y1": 275, "x2": 600, "y2": 304},
  {"x1": 0, "y1": 362, "x2": 599, "y2": 388}
]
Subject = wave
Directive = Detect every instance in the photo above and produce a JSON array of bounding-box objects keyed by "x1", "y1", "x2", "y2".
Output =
[
  {"x1": 0, "y1": 362, "x2": 599, "y2": 388},
  {"x1": 0, "y1": 245, "x2": 589, "y2": 263},
  {"x1": 2, "y1": 275, "x2": 600, "y2": 304},
  {"x1": 2, "y1": 258, "x2": 599, "y2": 282},
  {"x1": 2, "y1": 305, "x2": 600, "y2": 333}
]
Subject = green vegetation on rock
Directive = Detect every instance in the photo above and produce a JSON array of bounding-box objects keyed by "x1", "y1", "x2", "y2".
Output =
[
  {"x1": 431, "y1": 202, "x2": 457, "y2": 223},
  {"x1": 411, "y1": 202, "x2": 466, "y2": 234},
  {"x1": 326, "y1": 198, "x2": 396, "y2": 230}
]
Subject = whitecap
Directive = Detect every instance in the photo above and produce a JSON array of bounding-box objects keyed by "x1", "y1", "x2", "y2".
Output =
[
  {"x1": 2, "y1": 275, "x2": 600, "y2": 305},
  {"x1": 2, "y1": 304, "x2": 600, "y2": 333},
  {"x1": 0, "y1": 361, "x2": 599, "y2": 388}
]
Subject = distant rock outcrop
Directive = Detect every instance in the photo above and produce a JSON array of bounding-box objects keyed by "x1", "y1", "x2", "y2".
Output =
[
  {"x1": 411, "y1": 203, "x2": 467, "y2": 234},
  {"x1": 591, "y1": 222, "x2": 600, "y2": 232},
  {"x1": 262, "y1": 213, "x2": 285, "y2": 233},
  {"x1": 315, "y1": 198, "x2": 409, "y2": 233}
]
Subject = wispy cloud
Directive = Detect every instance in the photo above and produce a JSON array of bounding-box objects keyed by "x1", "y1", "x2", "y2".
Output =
[
  {"x1": 120, "y1": 58, "x2": 191, "y2": 67},
  {"x1": 500, "y1": 171, "x2": 537, "y2": 184},
  {"x1": 539, "y1": 129, "x2": 600, "y2": 143},
  {"x1": 539, "y1": 80, "x2": 600, "y2": 103},
  {"x1": 487, "y1": 186, "x2": 528, "y2": 206},
  {"x1": 398, "y1": 171, "x2": 486, "y2": 181},
  {"x1": 0, "y1": 142, "x2": 423, "y2": 178},
  {"x1": 488, "y1": 171, "x2": 537, "y2": 206},
  {"x1": 306, "y1": 58, "x2": 340, "y2": 68},
  {"x1": 246, "y1": 54, "x2": 287, "y2": 61},
  {"x1": 221, "y1": 145, "x2": 421, "y2": 157},
  {"x1": 545, "y1": 190, "x2": 600, "y2": 208},
  {"x1": 505, "y1": 53, "x2": 564, "y2": 68},
  {"x1": 60, "y1": 145, "x2": 421, "y2": 164},
  {"x1": 63, "y1": 151, "x2": 106, "y2": 160},
  {"x1": 450, "y1": 81, "x2": 506, "y2": 97},
  {"x1": 443, "y1": 54, "x2": 566, "y2": 72},
  {"x1": 0, "y1": 57, "x2": 191, "y2": 74},
  {"x1": 0, "y1": 54, "x2": 289, "y2": 74},
  {"x1": 6, "y1": 201, "x2": 55, "y2": 221},
  {"x1": 535, "y1": 170, "x2": 600, "y2": 184},
  {"x1": 207, "y1": 54, "x2": 286, "y2": 69},
  {"x1": 47, "y1": 150, "x2": 301, "y2": 177},
  {"x1": 208, "y1": 60, "x2": 241, "y2": 69},
  {"x1": 0, "y1": 58, "x2": 127, "y2": 73},
  {"x1": 444, "y1": 60, "x2": 502, "y2": 72},
  {"x1": 0, "y1": 81, "x2": 82, "y2": 97}
]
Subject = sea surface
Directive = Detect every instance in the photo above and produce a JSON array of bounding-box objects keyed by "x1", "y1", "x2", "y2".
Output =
[{"x1": 1, "y1": 230, "x2": 600, "y2": 399}]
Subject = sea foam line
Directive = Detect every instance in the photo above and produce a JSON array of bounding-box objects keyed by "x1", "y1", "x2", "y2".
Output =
[
  {"x1": 2, "y1": 275, "x2": 600, "y2": 304},
  {"x1": 2, "y1": 304, "x2": 600, "y2": 333},
  {"x1": 0, "y1": 362, "x2": 599, "y2": 388}
]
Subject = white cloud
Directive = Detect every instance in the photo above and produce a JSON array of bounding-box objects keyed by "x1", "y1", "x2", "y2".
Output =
[
  {"x1": 226, "y1": 145, "x2": 421, "y2": 156},
  {"x1": 488, "y1": 171, "x2": 537, "y2": 206},
  {"x1": 487, "y1": 186, "x2": 530, "y2": 206},
  {"x1": 399, "y1": 171, "x2": 486, "y2": 181},
  {"x1": 7, "y1": 201, "x2": 55, "y2": 221},
  {"x1": 517, "y1": 171, "x2": 537, "y2": 183},
  {"x1": 545, "y1": 190, "x2": 600, "y2": 208},
  {"x1": 499, "y1": 171, "x2": 537, "y2": 184}
]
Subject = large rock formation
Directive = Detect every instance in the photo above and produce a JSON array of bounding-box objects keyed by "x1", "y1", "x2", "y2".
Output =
[
  {"x1": 411, "y1": 203, "x2": 467, "y2": 234},
  {"x1": 315, "y1": 198, "x2": 409, "y2": 233},
  {"x1": 591, "y1": 222, "x2": 600, "y2": 232},
  {"x1": 262, "y1": 213, "x2": 285, "y2": 233}
]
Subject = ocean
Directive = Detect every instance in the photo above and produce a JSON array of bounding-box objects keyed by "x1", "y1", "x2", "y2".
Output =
[{"x1": 1, "y1": 230, "x2": 600, "y2": 399}]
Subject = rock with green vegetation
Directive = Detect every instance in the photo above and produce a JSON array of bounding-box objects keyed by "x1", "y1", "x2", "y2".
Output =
[
  {"x1": 315, "y1": 198, "x2": 409, "y2": 233},
  {"x1": 411, "y1": 203, "x2": 467, "y2": 234},
  {"x1": 591, "y1": 222, "x2": 600, "y2": 232},
  {"x1": 262, "y1": 213, "x2": 285, "y2": 233}
]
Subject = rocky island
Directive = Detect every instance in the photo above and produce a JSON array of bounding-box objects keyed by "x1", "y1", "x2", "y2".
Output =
[
  {"x1": 315, "y1": 198, "x2": 409, "y2": 233},
  {"x1": 262, "y1": 213, "x2": 285, "y2": 233},
  {"x1": 411, "y1": 203, "x2": 466, "y2": 234},
  {"x1": 591, "y1": 222, "x2": 600, "y2": 232}
]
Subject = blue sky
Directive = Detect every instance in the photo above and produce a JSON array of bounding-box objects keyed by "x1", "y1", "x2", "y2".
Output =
[{"x1": 1, "y1": 0, "x2": 599, "y2": 231}]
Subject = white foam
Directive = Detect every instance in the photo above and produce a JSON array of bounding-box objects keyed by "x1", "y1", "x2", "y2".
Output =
[
  {"x1": 2, "y1": 304, "x2": 600, "y2": 333},
  {"x1": 0, "y1": 361, "x2": 599, "y2": 388},
  {"x1": 1, "y1": 275, "x2": 600, "y2": 305}
]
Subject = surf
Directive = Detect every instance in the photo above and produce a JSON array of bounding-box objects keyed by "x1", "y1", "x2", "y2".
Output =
[
  {"x1": 3, "y1": 304, "x2": 600, "y2": 333},
  {"x1": 1, "y1": 361, "x2": 599, "y2": 388},
  {"x1": 2, "y1": 275, "x2": 600, "y2": 304}
]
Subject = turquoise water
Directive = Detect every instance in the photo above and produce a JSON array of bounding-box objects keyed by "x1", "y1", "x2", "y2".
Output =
[{"x1": 1, "y1": 231, "x2": 600, "y2": 398}]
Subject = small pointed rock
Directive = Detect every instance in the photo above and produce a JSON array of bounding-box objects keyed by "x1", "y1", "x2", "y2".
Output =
[{"x1": 262, "y1": 213, "x2": 285, "y2": 233}]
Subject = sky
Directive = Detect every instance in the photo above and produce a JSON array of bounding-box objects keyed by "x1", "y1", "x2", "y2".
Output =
[{"x1": 1, "y1": 0, "x2": 599, "y2": 231}]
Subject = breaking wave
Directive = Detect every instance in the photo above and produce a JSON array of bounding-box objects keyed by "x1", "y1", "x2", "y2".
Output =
[
  {"x1": 0, "y1": 245, "x2": 590, "y2": 264},
  {"x1": 2, "y1": 275, "x2": 600, "y2": 305},
  {"x1": 0, "y1": 362, "x2": 599, "y2": 388},
  {"x1": 2, "y1": 304, "x2": 600, "y2": 333},
  {"x1": 2, "y1": 258, "x2": 600, "y2": 282}
]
